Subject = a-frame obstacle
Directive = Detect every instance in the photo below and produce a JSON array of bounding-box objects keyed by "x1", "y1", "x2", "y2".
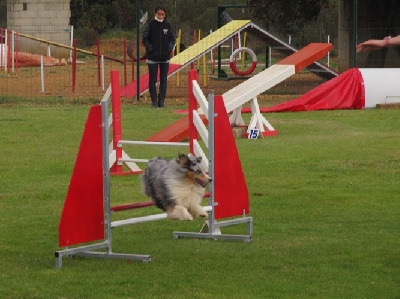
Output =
[{"x1": 54, "y1": 70, "x2": 252, "y2": 269}]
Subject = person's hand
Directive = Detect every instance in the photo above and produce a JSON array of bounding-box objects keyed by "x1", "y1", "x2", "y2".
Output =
[{"x1": 356, "y1": 39, "x2": 386, "y2": 53}]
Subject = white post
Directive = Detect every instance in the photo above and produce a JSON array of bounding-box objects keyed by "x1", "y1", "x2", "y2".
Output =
[
  {"x1": 11, "y1": 31, "x2": 15, "y2": 73},
  {"x1": 327, "y1": 35, "x2": 330, "y2": 67},
  {"x1": 47, "y1": 45, "x2": 51, "y2": 57},
  {"x1": 209, "y1": 29, "x2": 213, "y2": 63},
  {"x1": 69, "y1": 25, "x2": 74, "y2": 62},
  {"x1": 268, "y1": 46, "x2": 272, "y2": 67},
  {"x1": 237, "y1": 33, "x2": 241, "y2": 59},
  {"x1": 40, "y1": 56, "x2": 45, "y2": 92},
  {"x1": 288, "y1": 35, "x2": 291, "y2": 44}
]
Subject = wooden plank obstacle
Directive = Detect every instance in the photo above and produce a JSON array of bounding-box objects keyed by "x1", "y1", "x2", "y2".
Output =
[{"x1": 54, "y1": 69, "x2": 252, "y2": 269}]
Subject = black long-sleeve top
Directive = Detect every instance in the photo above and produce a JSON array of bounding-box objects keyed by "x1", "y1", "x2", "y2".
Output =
[{"x1": 142, "y1": 19, "x2": 176, "y2": 62}]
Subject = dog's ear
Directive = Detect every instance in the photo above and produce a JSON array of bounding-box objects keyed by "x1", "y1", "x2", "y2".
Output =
[{"x1": 177, "y1": 153, "x2": 189, "y2": 167}]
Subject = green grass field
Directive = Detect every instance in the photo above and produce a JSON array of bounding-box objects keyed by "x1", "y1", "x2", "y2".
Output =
[{"x1": 0, "y1": 101, "x2": 399, "y2": 298}]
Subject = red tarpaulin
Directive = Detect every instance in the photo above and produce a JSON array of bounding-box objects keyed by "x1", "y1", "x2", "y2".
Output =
[{"x1": 259, "y1": 68, "x2": 365, "y2": 113}]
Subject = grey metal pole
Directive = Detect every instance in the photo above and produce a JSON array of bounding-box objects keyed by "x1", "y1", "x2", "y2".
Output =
[
  {"x1": 101, "y1": 98, "x2": 112, "y2": 253},
  {"x1": 353, "y1": 0, "x2": 358, "y2": 67},
  {"x1": 207, "y1": 92, "x2": 215, "y2": 234}
]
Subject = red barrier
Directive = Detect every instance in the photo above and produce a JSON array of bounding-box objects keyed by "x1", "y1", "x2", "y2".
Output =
[
  {"x1": 213, "y1": 94, "x2": 249, "y2": 219},
  {"x1": 58, "y1": 105, "x2": 104, "y2": 247}
]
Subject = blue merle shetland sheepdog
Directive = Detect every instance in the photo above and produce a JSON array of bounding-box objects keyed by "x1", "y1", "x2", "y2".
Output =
[{"x1": 140, "y1": 154, "x2": 212, "y2": 220}]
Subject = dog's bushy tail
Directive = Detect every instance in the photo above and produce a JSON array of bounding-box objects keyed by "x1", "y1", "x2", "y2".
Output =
[
  {"x1": 139, "y1": 173, "x2": 148, "y2": 195},
  {"x1": 140, "y1": 157, "x2": 168, "y2": 196},
  {"x1": 140, "y1": 157, "x2": 175, "y2": 211}
]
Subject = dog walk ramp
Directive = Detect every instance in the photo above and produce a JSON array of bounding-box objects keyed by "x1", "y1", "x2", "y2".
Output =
[{"x1": 121, "y1": 20, "x2": 252, "y2": 98}]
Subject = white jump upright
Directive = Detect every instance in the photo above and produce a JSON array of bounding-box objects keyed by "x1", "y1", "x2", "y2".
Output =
[
  {"x1": 172, "y1": 69, "x2": 252, "y2": 240},
  {"x1": 55, "y1": 70, "x2": 252, "y2": 269},
  {"x1": 106, "y1": 76, "x2": 142, "y2": 176}
]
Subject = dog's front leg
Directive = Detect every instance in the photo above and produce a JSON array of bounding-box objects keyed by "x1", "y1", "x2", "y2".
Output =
[
  {"x1": 166, "y1": 205, "x2": 193, "y2": 221},
  {"x1": 188, "y1": 204, "x2": 208, "y2": 218}
]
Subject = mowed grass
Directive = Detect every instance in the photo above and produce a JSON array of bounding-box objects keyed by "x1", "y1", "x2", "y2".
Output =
[{"x1": 0, "y1": 102, "x2": 399, "y2": 298}]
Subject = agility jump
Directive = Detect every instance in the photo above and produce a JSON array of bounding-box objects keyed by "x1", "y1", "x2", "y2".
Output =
[{"x1": 55, "y1": 69, "x2": 252, "y2": 269}]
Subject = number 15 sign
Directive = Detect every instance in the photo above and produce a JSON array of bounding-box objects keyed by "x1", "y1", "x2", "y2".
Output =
[{"x1": 247, "y1": 129, "x2": 260, "y2": 139}]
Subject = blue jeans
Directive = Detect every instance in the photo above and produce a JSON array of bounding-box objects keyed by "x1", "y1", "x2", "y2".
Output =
[{"x1": 147, "y1": 62, "x2": 169, "y2": 101}]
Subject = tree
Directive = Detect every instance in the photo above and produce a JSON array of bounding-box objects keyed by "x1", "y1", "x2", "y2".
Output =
[
  {"x1": 70, "y1": 0, "x2": 135, "y2": 31},
  {"x1": 245, "y1": 0, "x2": 329, "y2": 34},
  {"x1": 0, "y1": 0, "x2": 6, "y2": 28}
]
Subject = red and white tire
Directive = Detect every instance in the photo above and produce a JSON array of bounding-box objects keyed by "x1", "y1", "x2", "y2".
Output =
[{"x1": 229, "y1": 47, "x2": 257, "y2": 76}]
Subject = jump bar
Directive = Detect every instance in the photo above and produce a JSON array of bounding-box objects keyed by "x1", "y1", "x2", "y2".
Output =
[
  {"x1": 118, "y1": 140, "x2": 189, "y2": 147},
  {"x1": 111, "y1": 206, "x2": 212, "y2": 227}
]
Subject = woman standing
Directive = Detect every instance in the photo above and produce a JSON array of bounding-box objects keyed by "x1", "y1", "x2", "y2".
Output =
[{"x1": 142, "y1": 5, "x2": 176, "y2": 108}]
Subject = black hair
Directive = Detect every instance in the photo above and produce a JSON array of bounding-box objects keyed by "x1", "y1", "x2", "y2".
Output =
[{"x1": 154, "y1": 5, "x2": 166, "y2": 14}]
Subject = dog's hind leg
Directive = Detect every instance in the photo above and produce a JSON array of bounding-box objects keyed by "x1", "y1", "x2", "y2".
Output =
[
  {"x1": 166, "y1": 205, "x2": 193, "y2": 221},
  {"x1": 188, "y1": 204, "x2": 208, "y2": 218}
]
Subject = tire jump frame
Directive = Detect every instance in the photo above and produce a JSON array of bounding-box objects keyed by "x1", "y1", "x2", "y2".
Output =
[{"x1": 54, "y1": 69, "x2": 252, "y2": 269}]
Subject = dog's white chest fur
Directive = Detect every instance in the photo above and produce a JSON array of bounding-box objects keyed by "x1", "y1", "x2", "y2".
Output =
[{"x1": 166, "y1": 178, "x2": 204, "y2": 207}]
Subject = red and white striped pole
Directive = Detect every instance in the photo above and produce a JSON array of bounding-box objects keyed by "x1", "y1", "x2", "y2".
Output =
[
  {"x1": 188, "y1": 69, "x2": 198, "y2": 154},
  {"x1": 110, "y1": 70, "x2": 123, "y2": 174}
]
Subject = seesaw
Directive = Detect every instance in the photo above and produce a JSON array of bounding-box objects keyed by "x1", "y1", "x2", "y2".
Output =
[{"x1": 147, "y1": 43, "x2": 332, "y2": 141}]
